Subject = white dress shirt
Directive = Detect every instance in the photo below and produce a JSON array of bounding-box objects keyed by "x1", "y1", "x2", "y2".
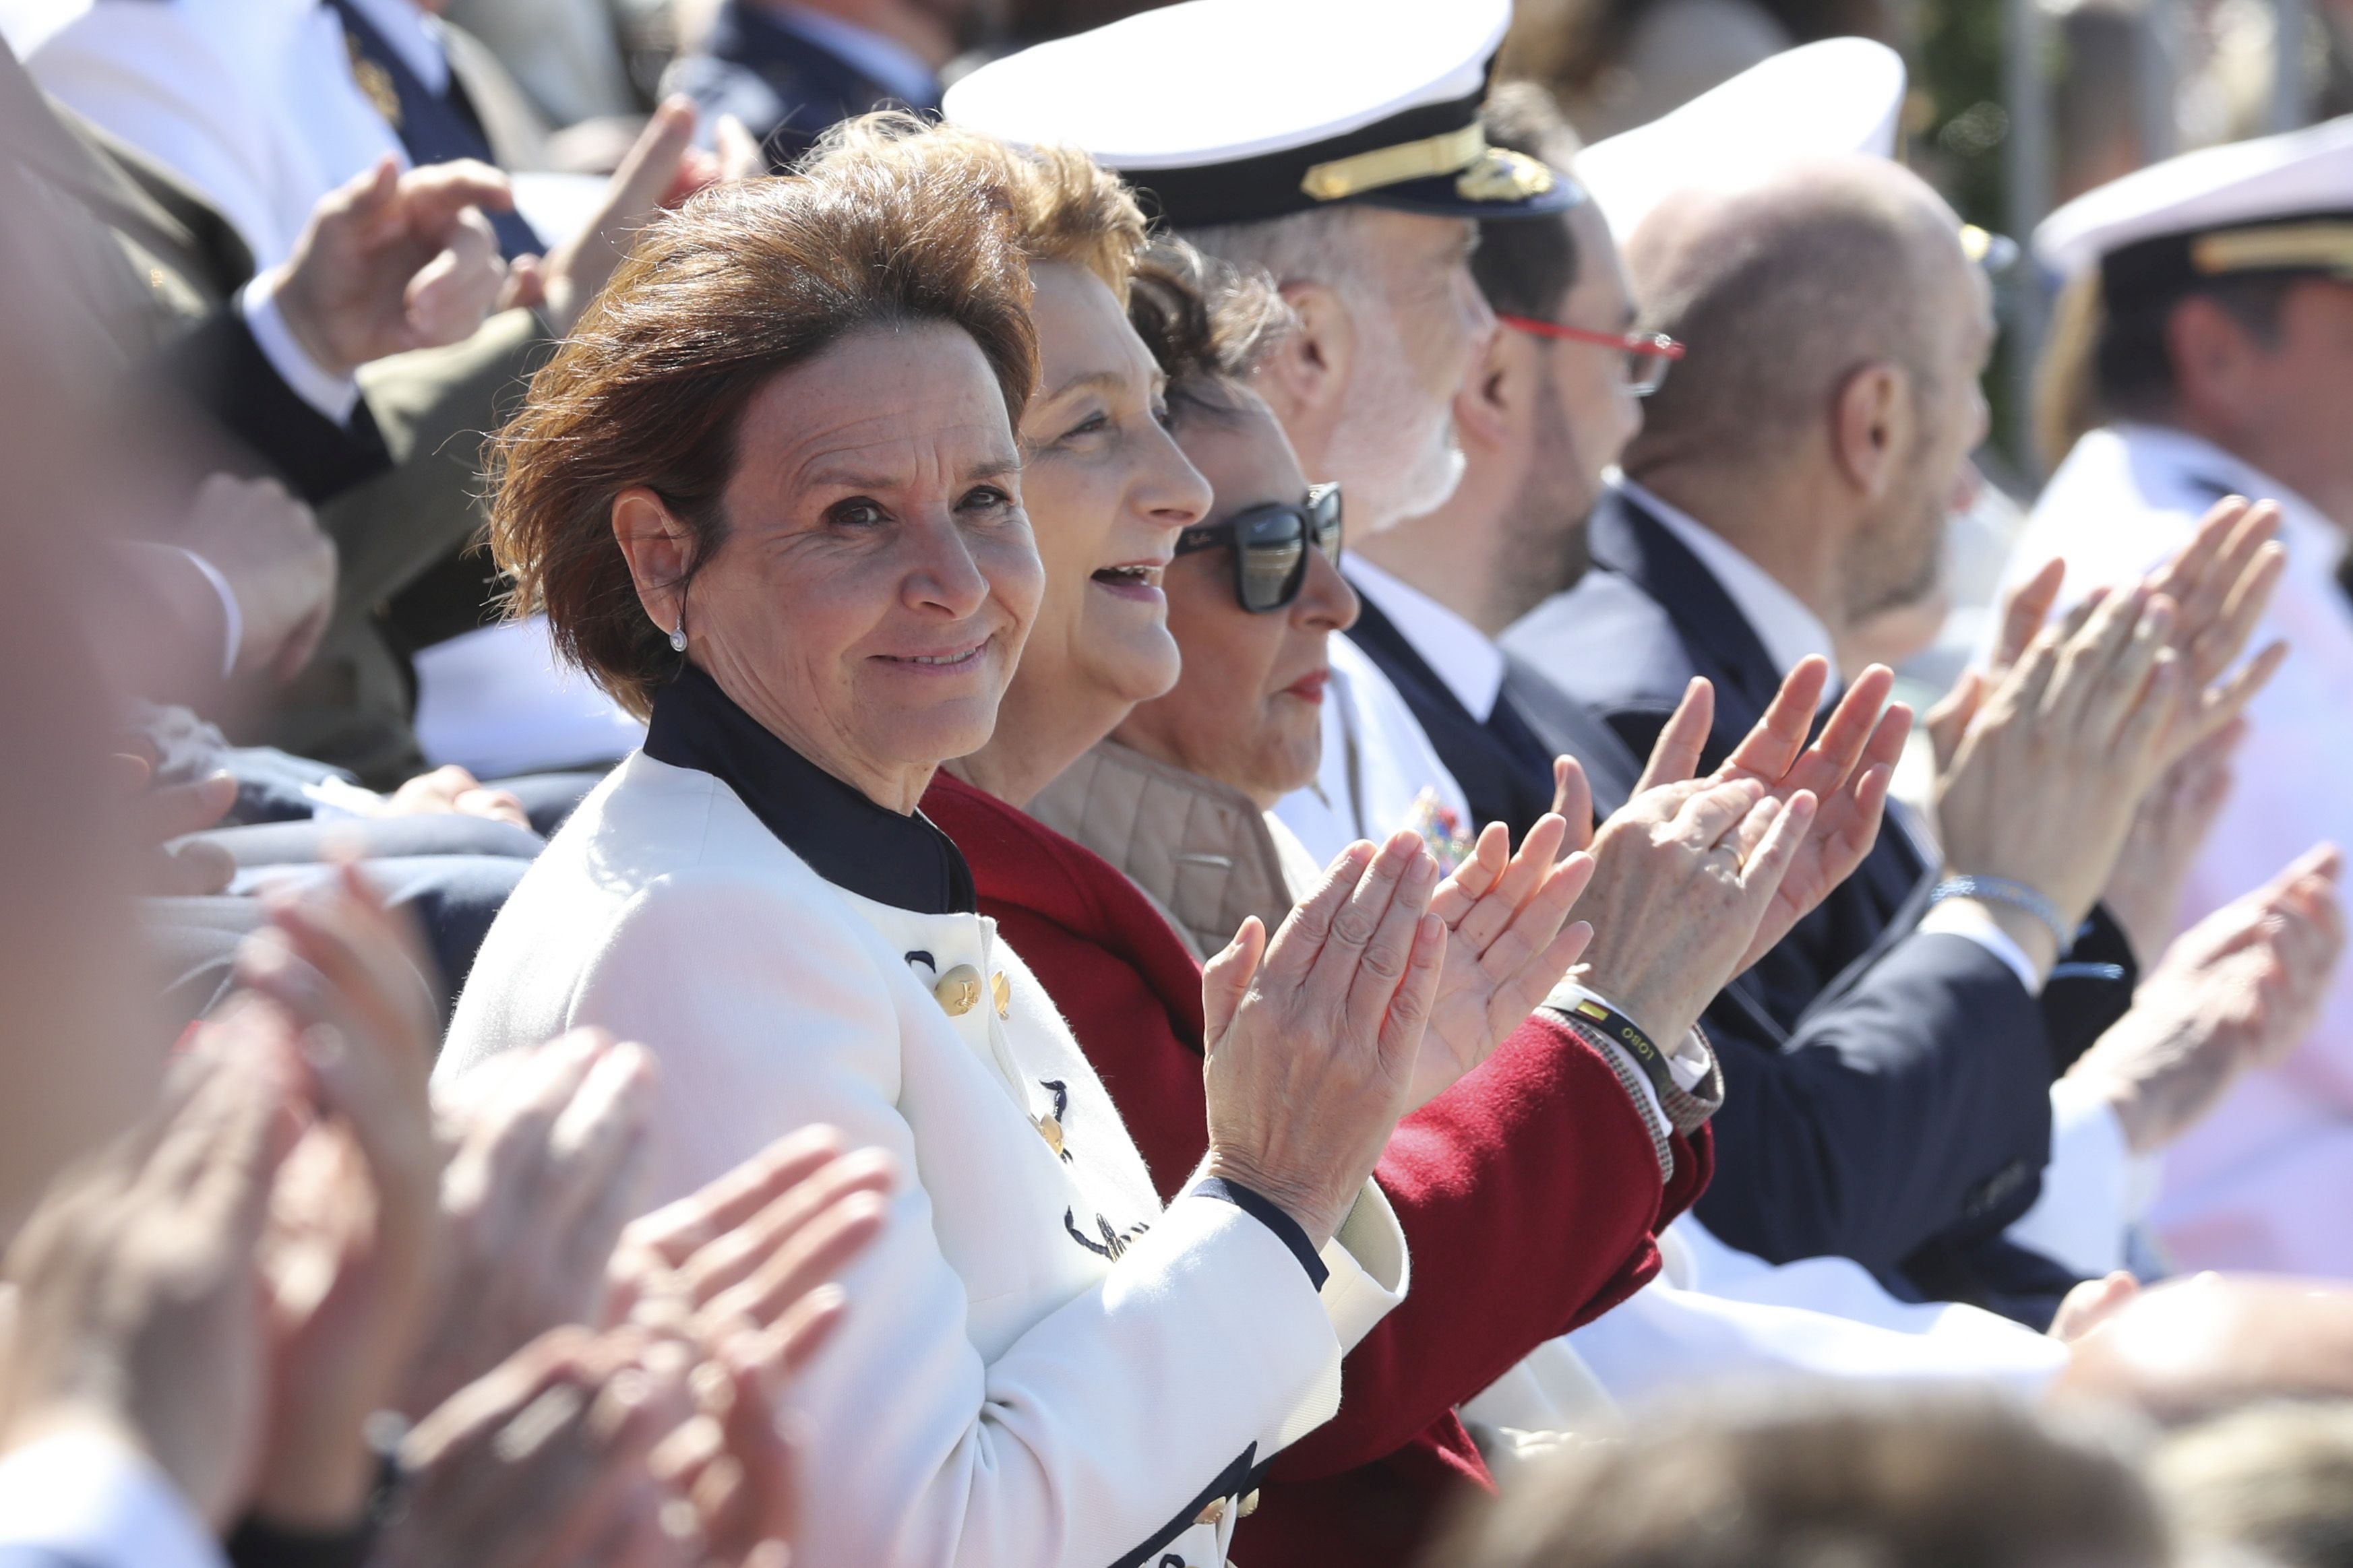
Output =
[
  {"x1": 30, "y1": 0, "x2": 404, "y2": 268},
  {"x1": 2011, "y1": 422, "x2": 2353, "y2": 1275},
  {"x1": 1273, "y1": 632, "x2": 1475, "y2": 866},
  {"x1": 0, "y1": 1431, "x2": 224, "y2": 1568},
  {"x1": 1622, "y1": 476, "x2": 1841, "y2": 686},
  {"x1": 1345, "y1": 556, "x2": 1506, "y2": 722}
]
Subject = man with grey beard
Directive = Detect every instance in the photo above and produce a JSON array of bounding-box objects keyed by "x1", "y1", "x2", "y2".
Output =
[{"x1": 944, "y1": 0, "x2": 1574, "y2": 856}]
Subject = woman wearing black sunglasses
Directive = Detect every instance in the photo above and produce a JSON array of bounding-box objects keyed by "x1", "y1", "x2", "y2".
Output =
[{"x1": 1116, "y1": 451, "x2": 1355, "y2": 819}]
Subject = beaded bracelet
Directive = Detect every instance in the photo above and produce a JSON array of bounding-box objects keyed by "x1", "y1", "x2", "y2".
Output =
[{"x1": 1930, "y1": 873, "x2": 2072, "y2": 951}]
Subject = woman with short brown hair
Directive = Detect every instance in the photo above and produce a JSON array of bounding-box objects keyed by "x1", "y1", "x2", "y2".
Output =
[{"x1": 442, "y1": 148, "x2": 1438, "y2": 1568}]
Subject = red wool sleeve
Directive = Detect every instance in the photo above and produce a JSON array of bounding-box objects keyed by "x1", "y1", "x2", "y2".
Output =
[{"x1": 923, "y1": 775, "x2": 1707, "y2": 1568}]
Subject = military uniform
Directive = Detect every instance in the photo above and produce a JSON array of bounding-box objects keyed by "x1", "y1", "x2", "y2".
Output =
[
  {"x1": 1, "y1": 38, "x2": 549, "y2": 782},
  {"x1": 2014, "y1": 113, "x2": 2353, "y2": 1275}
]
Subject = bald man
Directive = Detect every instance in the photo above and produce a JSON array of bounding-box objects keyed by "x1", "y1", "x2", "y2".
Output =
[{"x1": 1504, "y1": 156, "x2": 2153, "y2": 1318}]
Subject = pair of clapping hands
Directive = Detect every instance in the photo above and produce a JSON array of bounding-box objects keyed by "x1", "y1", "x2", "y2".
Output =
[
  {"x1": 0, "y1": 869, "x2": 888, "y2": 1568},
  {"x1": 1190, "y1": 628, "x2": 1903, "y2": 1247},
  {"x1": 1192, "y1": 497, "x2": 2300, "y2": 1247}
]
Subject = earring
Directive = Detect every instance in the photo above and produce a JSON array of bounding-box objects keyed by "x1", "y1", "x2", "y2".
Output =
[{"x1": 668, "y1": 620, "x2": 687, "y2": 653}]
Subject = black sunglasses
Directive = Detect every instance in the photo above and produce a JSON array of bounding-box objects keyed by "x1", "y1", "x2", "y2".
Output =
[{"x1": 1171, "y1": 482, "x2": 1344, "y2": 614}]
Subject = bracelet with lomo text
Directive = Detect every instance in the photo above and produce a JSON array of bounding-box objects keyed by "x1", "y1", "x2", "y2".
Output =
[{"x1": 1548, "y1": 991, "x2": 1680, "y2": 1105}]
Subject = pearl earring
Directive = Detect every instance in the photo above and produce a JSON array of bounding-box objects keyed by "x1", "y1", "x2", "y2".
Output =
[{"x1": 668, "y1": 620, "x2": 687, "y2": 653}]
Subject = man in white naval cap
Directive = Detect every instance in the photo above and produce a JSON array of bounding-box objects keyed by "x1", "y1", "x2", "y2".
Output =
[
  {"x1": 1500, "y1": 36, "x2": 2326, "y2": 1321},
  {"x1": 2011, "y1": 119, "x2": 2353, "y2": 1276},
  {"x1": 946, "y1": 0, "x2": 1570, "y2": 865},
  {"x1": 1350, "y1": 59, "x2": 2353, "y2": 1436}
]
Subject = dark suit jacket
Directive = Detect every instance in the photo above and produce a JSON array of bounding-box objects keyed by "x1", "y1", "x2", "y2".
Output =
[
  {"x1": 1343, "y1": 588, "x2": 1565, "y2": 846},
  {"x1": 667, "y1": 1, "x2": 940, "y2": 172}
]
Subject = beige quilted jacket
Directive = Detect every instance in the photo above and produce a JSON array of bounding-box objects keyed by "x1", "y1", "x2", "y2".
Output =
[{"x1": 1025, "y1": 740, "x2": 1326, "y2": 960}]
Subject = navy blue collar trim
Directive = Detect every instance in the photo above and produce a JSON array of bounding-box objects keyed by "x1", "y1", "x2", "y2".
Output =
[{"x1": 644, "y1": 662, "x2": 975, "y2": 915}]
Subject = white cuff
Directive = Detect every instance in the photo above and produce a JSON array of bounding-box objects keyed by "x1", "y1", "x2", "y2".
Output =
[
  {"x1": 1546, "y1": 980, "x2": 1711, "y2": 1141},
  {"x1": 0, "y1": 1429, "x2": 225, "y2": 1568},
  {"x1": 239, "y1": 274, "x2": 362, "y2": 425},
  {"x1": 1316, "y1": 1177, "x2": 1409, "y2": 1356},
  {"x1": 163, "y1": 547, "x2": 241, "y2": 680},
  {"x1": 299, "y1": 775, "x2": 388, "y2": 819},
  {"x1": 2003, "y1": 1077, "x2": 2143, "y2": 1279},
  {"x1": 1918, "y1": 901, "x2": 2044, "y2": 995}
]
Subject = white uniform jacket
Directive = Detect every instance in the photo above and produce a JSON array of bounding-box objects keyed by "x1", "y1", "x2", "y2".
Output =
[
  {"x1": 439, "y1": 668, "x2": 1408, "y2": 1568},
  {"x1": 2011, "y1": 422, "x2": 2353, "y2": 1275}
]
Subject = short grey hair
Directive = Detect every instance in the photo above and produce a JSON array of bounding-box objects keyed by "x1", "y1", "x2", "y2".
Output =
[{"x1": 1177, "y1": 205, "x2": 1379, "y2": 298}]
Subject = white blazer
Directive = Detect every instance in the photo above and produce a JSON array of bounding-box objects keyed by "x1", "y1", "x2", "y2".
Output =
[{"x1": 439, "y1": 752, "x2": 1408, "y2": 1568}]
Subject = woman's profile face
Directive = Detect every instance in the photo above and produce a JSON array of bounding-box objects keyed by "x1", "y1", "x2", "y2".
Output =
[
  {"x1": 686, "y1": 321, "x2": 1043, "y2": 798},
  {"x1": 1011, "y1": 261, "x2": 1213, "y2": 715},
  {"x1": 1113, "y1": 383, "x2": 1357, "y2": 809}
]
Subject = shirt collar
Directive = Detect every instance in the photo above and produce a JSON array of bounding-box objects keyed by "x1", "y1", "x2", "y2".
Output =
[
  {"x1": 771, "y1": 3, "x2": 938, "y2": 107},
  {"x1": 337, "y1": 0, "x2": 449, "y2": 95},
  {"x1": 644, "y1": 662, "x2": 976, "y2": 915},
  {"x1": 2116, "y1": 421, "x2": 2346, "y2": 583},
  {"x1": 1343, "y1": 556, "x2": 1506, "y2": 722},
  {"x1": 1618, "y1": 476, "x2": 1841, "y2": 687}
]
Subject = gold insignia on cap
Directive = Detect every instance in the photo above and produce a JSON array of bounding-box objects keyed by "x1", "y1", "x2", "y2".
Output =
[
  {"x1": 991, "y1": 970, "x2": 1011, "y2": 1019},
  {"x1": 1456, "y1": 148, "x2": 1557, "y2": 203},
  {"x1": 1034, "y1": 1113, "x2": 1064, "y2": 1158},
  {"x1": 1300, "y1": 123, "x2": 1488, "y2": 202},
  {"x1": 932, "y1": 964, "x2": 982, "y2": 1016},
  {"x1": 1239, "y1": 1490, "x2": 1261, "y2": 1517},
  {"x1": 1195, "y1": 1497, "x2": 1230, "y2": 1526},
  {"x1": 2193, "y1": 222, "x2": 2353, "y2": 278}
]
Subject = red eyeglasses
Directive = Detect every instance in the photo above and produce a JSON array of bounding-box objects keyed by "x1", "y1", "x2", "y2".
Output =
[{"x1": 1498, "y1": 315, "x2": 1686, "y2": 396}]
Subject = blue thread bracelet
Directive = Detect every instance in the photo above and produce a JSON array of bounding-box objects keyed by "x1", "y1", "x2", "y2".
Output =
[{"x1": 1930, "y1": 874, "x2": 2072, "y2": 950}]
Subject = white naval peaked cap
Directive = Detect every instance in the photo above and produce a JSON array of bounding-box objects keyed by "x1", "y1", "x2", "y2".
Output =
[
  {"x1": 2033, "y1": 114, "x2": 2353, "y2": 289},
  {"x1": 1575, "y1": 37, "x2": 1908, "y2": 243},
  {"x1": 942, "y1": 0, "x2": 1576, "y2": 228}
]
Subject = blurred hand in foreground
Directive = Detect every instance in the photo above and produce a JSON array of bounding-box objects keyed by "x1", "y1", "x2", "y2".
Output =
[
  {"x1": 0, "y1": 1013, "x2": 295, "y2": 1526},
  {"x1": 2067, "y1": 844, "x2": 2344, "y2": 1154},
  {"x1": 402, "y1": 1030, "x2": 656, "y2": 1418}
]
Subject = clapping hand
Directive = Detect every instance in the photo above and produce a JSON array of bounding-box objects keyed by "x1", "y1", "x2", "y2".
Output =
[
  {"x1": 1567, "y1": 696, "x2": 1816, "y2": 1048},
  {"x1": 1408, "y1": 815, "x2": 1595, "y2": 1110},
  {"x1": 1659, "y1": 658, "x2": 1910, "y2": 971},
  {"x1": 2098, "y1": 725, "x2": 2243, "y2": 968},
  {"x1": 231, "y1": 864, "x2": 444, "y2": 1525},
  {"x1": 265, "y1": 156, "x2": 517, "y2": 379},
  {"x1": 1933, "y1": 497, "x2": 2287, "y2": 778},
  {"x1": 1200, "y1": 834, "x2": 1448, "y2": 1248},
  {"x1": 400, "y1": 1030, "x2": 659, "y2": 1420},
  {"x1": 1934, "y1": 585, "x2": 2184, "y2": 968},
  {"x1": 0, "y1": 1016, "x2": 295, "y2": 1527},
  {"x1": 384, "y1": 1127, "x2": 894, "y2": 1568},
  {"x1": 2067, "y1": 844, "x2": 2345, "y2": 1154},
  {"x1": 607, "y1": 1126, "x2": 892, "y2": 1353}
]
